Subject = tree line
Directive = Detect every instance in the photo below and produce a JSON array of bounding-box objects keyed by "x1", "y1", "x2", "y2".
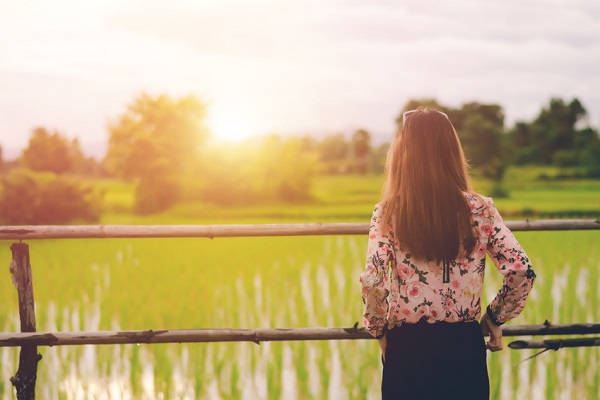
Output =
[{"x1": 0, "y1": 93, "x2": 598, "y2": 224}]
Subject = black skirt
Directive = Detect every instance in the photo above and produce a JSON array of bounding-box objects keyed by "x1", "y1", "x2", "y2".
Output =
[{"x1": 382, "y1": 320, "x2": 489, "y2": 400}]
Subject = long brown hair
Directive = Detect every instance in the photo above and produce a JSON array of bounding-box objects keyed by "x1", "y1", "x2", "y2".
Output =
[{"x1": 381, "y1": 107, "x2": 476, "y2": 266}]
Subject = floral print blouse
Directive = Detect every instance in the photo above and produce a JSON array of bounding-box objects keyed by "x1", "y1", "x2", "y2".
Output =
[{"x1": 360, "y1": 193, "x2": 536, "y2": 338}]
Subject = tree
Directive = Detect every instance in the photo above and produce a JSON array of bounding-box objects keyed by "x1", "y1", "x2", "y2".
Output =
[
  {"x1": 319, "y1": 134, "x2": 348, "y2": 161},
  {"x1": 508, "y1": 98, "x2": 592, "y2": 166},
  {"x1": 318, "y1": 134, "x2": 350, "y2": 174},
  {"x1": 579, "y1": 131, "x2": 600, "y2": 176},
  {"x1": 19, "y1": 128, "x2": 104, "y2": 176},
  {"x1": 397, "y1": 99, "x2": 506, "y2": 178},
  {"x1": 371, "y1": 142, "x2": 390, "y2": 174},
  {"x1": 104, "y1": 93, "x2": 209, "y2": 213},
  {"x1": 197, "y1": 135, "x2": 315, "y2": 205},
  {"x1": 67, "y1": 138, "x2": 106, "y2": 176},
  {"x1": 21, "y1": 128, "x2": 75, "y2": 173},
  {"x1": 456, "y1": 103, "x2": 505, "y2": 179},
  {"x1": 0, "y1": 169, "x2": 102, "y2": 224},
  {"x1": 0, "y1": 144, "x2": 4, "y2": 172},
  {"x1": 352, "y1": 129, "x2": 371, "y2": 174},
  {"x1": 257, "y1": 135, "x2": 315, "y2": 202}
]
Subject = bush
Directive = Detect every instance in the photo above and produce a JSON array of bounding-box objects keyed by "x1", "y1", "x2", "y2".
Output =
[
  {"x1": 489, "y1": 181, "x2": 510, "y2": 198},
  {"x1": 134, "y1": 173, "x2": 182, "y2": 215},
  {"x1": 580, "y1": 141, "x2": 600, "y2": 177},
  {"x1": 0, "y1": 169, "x2": 102, "y2": 224},
  {"x1": 193, "y1": 136, "x2": 315, "y2": 206},
  {"x1": 552, "y1": 149, "x2": 580, "y2": 167}
]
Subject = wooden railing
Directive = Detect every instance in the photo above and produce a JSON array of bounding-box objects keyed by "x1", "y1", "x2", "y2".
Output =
[
  {"x1": 2, "y1": 323, "x2": 600, "y2": 347},
  {"x1": 0, "y1": 218, "x2": 597, "y2": 240},
  {"x1": 3, "y1": 219, "x2": 600, "y2": 399}
]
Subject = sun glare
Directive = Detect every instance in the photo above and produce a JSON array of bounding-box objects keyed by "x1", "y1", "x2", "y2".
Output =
[{"x1": 207, "y1": 104, "x2": 258, "y2": 143}]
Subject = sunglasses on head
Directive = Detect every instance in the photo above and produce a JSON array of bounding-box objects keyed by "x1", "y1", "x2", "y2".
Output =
[{"x1": 402, "y1": 109, "x2": 449, "y2": 125}]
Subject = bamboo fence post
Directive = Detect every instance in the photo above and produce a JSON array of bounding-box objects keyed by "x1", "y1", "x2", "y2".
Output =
[{"x1": 9, "y1": 243, "x2": 41, "y2": 400}]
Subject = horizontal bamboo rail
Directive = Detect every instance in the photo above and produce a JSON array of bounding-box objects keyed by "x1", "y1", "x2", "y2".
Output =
[
  {"x1": 0, "y1": 219, "x2": 598, "y2": 240},
  {"x1": 1, "y1": 323, "x2": 599, "y2": 347}
]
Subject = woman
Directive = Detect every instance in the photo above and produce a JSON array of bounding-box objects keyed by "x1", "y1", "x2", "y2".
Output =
[{"x1": 360, "y1": 107, "x2": 536, "y2": 399}]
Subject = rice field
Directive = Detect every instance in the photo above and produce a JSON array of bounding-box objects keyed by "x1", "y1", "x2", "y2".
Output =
[
  {"x1": 0, "y1": 228, "x2": 599, "y2": 399},
  {"x1": 1, "y1": 169, "x2": 599, "y2": 399}
]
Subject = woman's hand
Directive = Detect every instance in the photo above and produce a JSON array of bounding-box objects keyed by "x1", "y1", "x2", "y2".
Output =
[
  {"x1": 378, "y1": 335, "x2": 387, "y2": 362},
  {"x1": 480, "y1": 313, "x2": 503, "y2": 352}
]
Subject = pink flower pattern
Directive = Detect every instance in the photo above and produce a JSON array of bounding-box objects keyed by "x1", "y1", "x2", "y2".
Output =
[{"x1": 360, "y1": 193, "x2": 536, "y2": 338}]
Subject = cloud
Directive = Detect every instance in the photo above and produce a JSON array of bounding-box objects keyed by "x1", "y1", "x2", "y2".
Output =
[
  {"x1": 0, "y1": 0, "x2": 599, "y2": 155},
  {"x1": 104, "y1": 1, "x2": 600, "y2": 51}
]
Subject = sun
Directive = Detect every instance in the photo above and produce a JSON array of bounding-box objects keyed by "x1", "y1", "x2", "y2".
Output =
[{"x1": 206, "y1": 103, "x2": 258, "y2": 143}]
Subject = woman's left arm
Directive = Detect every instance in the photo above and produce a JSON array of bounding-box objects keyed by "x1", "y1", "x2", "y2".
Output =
[{"x1": 485, "y1": 200, "x2": 537, "y2": 325}]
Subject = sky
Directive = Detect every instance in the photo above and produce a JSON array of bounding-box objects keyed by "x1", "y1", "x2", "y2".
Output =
[{"x1": 1, "y1": 0, "x2": 599, "y2": 159}]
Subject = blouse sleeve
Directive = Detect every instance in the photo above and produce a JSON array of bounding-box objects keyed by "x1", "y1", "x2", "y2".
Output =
[
  {"x1": 485, "y1": 199, "x2": 536, "y2": 325},
  {"x1": 360, "y1": 204, "x2": 394, "y2": 338}
]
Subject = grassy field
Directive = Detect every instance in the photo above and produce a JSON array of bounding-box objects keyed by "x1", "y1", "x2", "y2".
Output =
[
  {"x1": 0, "y1": 167, "x2": 599, "y2": 399},
  {"x1": 98, "y1": 166, "x2": 600, "y2": 224}
]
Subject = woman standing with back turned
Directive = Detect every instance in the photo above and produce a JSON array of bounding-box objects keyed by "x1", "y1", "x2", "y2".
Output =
[{"x1": 360, "y1": 107, "x2": 536, "y2": 399}]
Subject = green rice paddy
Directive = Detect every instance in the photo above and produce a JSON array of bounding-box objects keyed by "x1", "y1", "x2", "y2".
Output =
[{"x1": 0, "y1": 168, "x2": 599, "y2": 399}]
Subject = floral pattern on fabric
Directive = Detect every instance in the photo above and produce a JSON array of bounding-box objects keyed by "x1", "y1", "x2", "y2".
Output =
[{"x1": 360, "y1": 193, "x2": 536, "y2": 338}]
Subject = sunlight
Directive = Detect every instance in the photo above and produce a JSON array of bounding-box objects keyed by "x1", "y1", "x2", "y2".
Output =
[{"x1": 207, "y1": 103, "x2": 258, "y2": 143}]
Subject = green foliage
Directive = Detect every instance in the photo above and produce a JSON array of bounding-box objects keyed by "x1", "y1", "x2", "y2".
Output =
[
  {"x1": 94, "y1": 166, "x2": 599, "y2": 223},
  {"x1": 319, "y1": 133, "x2": 349, "y2": 162},
  {"x1": 21, "y1": 128, "x2": 73, "y2": 174},
  {"x1": 461, "y1": 114, "x2": 501, "y2": 175},
  {"x1": 105, "y1": 93, "x2": 208, "y2": 180},
  {"x1": 19, "y1": 127, "x2": 104, "y2": 176},
  {"x1": 196, "y1": 135, "x2": 315, "y2": 206},
  {"x1": 104, "y1": 93, "x2": 209, "y2": 213},
  {"x1": 508, "y1": 98, "x2": 600, "y2": 174},
  {"x1": 552, "y1": 149, "x2": 580, "y2": 167},
  {"x1": 489, "y1": 181, "x2": 509, "y2": 198},
  {"x1": 395, "y1": 96, "x2": 600, "y2": 179},
  {"x1": 370, "y1": 143, "x2": 389, "y2": 174},
  {"x1": 397, "y1": 99, "x2": 506, "y2": 179},
  {"x1": 351, "y1": 129, "x2": 371, "y2": 174},
  {"x1": 0, "y1": 169, "x2": 102, "y2": 224},
  {"x1": 318, "y1": 133, "x2": 351, "y2": 174},
  {"x1": 134, "y1": 173, "x2": 182, "y2": 215},
  {"x1": 451, "y1": 104, "x2": 505, "y2": 180},
  {"x1": 255, "y1": 135, "x2": 314, "y2": 202},
  {"x1": 0, "y1": 168, "x2": 598, "y2": 397},
  {"x1": 578, "y1": 131, "x2": 600, "y2": 177}
]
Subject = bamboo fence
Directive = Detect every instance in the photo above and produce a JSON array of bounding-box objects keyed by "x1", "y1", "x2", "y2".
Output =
[{"x1": 2, "y1": 219, "x2": 599, "y2": 399}]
